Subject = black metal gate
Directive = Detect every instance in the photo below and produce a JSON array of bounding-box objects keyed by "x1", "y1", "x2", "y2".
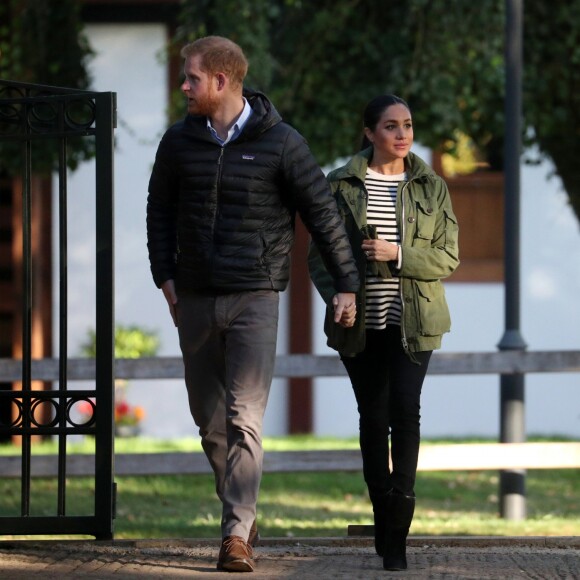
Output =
[{"x1": 0, "y1": 79, "x2": 116, "y2": 539}]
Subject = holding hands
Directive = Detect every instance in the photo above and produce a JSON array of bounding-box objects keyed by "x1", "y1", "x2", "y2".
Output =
[{"x1": 333, "y1": 292, "x2": 357, "y2": 328}]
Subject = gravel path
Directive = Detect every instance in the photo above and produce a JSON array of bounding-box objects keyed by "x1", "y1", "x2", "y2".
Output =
[{"x1": 0, "y1": 537, "x2": 578, "y2": 579}]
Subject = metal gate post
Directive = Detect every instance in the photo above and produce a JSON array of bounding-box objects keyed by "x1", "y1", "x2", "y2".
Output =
[{"x1": 93, "y1": 91, "x2": 117, "y2": 540}]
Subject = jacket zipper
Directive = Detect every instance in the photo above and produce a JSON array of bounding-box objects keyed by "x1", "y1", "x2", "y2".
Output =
[
  {"x1": 399, "y1": 180, "x2": 410, "y2": 352},
  {"x1": 399, "y1": 178, "x2": 422, "y2": 364},
  {"x1": 216, "y1": 146, "x2": 225, "y2": 214},
  {"x1": 208, "y1": 147, "x2": 225, "y2": 286}
]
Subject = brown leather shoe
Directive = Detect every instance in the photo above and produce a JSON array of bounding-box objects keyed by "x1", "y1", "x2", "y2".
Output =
[
  {"x1": 217, "y1": 535, "x2": 255, "y2": 572},
  {"x1": 248, "y1": 518, "x2": 260, "y2": 547}
]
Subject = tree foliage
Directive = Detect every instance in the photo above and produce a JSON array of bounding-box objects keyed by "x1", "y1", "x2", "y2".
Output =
[
  {"x1": 80, "y1": 325, "x2": 160, "y2": 359},
  {"x1": 172, "y1": 0, "x2": 580, "y2": 223},
  {"x1": 523, "y1": 2, "x2": 580, "y2": 220},
  {"x1": 0, "y1": 0, "x2": 94, "y2": 175}
]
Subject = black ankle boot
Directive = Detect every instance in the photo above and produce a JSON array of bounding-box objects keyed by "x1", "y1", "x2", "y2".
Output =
[{"x1": 382, "y1": 492, "x2": 415, "y2": 571}]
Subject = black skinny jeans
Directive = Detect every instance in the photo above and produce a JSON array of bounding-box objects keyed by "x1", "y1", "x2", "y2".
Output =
[{"x1": 341, "y1": 326, "x2": 432, "y2": 499}]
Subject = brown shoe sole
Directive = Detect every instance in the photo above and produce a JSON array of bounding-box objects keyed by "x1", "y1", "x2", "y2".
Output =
[{"x1": 217, "y1": 558, "x2": 255, "y2": 572}]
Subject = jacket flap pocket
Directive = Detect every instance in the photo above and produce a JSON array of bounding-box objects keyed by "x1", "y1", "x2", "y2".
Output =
[{"x1": 415, "y1": 279, "x2": 444, "y2": 301}]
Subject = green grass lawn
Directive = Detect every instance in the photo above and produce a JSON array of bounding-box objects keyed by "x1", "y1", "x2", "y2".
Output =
[{"x1": 0, "y1": 436, "x2": 578, "y2": 539}]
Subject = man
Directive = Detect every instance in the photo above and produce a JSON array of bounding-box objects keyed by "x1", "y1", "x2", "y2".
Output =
[{"x1": 147, "y1": 36, "x2": 359, "y2": 573}]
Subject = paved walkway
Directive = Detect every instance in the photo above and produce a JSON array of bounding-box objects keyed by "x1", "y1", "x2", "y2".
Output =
[{"x1": 0, "y1": 536, "x2": 578, "y2": 579}]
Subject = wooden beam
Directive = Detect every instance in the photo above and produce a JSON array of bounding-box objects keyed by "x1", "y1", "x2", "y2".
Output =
[
  {"x1": 288, "y1": 219, "x2": 313, "y2": 433},
  {"x1": 1, "y1": 350, "x2": 580, "y2": 382},
  {"x1": 1, "y1": 443, "x2": 578, "y2": 478},
  {"x1": 416, "y1": 442, "x2": 580, "y2": 471}
]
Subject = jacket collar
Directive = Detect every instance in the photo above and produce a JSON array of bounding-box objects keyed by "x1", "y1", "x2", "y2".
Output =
[
  {"x1": 182, "y1": 88, "x2": 282, "y2": 141},
  {"x1": 242, "y1": 88, "x2": 282, "y2": 136},
  {"x1": 331, "y1": 147, "x2": 436, "y2": 183}
]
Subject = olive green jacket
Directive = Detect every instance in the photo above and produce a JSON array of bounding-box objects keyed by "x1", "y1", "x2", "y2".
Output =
[{"x1": 308, "y1": 148, "x2": 460, "y2": 358}]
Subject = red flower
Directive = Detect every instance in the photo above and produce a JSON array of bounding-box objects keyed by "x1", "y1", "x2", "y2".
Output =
[
  {"x1": 78, "y1": 400, "x2": 94, "y2": 415},
  {"x1": 79, "y1": 396, "x2": 144, "y2": 427},
  {"x1": 115, "y1": 401, "x2": 130, "y2": 417}
]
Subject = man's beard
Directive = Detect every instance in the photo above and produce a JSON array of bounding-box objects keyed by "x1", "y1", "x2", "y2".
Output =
[{"x1": 188, "y1": 88, "x2": 219, "y2": 117}]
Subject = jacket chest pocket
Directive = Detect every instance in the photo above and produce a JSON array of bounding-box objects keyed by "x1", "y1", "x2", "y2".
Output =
[{"x1": 410, "y1": 199, "x2": 436, "y2": 243}]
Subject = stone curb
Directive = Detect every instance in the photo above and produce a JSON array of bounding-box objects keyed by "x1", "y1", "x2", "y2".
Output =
[{"x1": 0, "y1": 535, "x2": 578, "y2": 551}]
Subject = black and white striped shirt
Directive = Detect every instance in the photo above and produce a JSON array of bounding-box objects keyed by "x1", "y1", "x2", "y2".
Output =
[{"x1": 364, "y1": 168, "x2": 405, "y2": 329}]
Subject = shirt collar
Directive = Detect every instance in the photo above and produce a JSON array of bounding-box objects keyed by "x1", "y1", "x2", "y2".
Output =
[{"x1": 207, "y1": 97, "x2": 252, "y2": 145}]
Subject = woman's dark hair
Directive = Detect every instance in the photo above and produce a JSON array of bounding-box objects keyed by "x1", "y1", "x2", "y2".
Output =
[{"x1": 360, "y1": 94, "x2": 411, "y2": 150}]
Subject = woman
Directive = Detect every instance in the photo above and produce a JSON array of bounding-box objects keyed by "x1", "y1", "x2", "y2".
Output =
[{"x1": 308, "y1": 95, "x2": 459, "y2": 571}]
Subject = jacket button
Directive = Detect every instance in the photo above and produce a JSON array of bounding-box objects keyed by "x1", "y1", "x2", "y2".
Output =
[
  {"x1": 427, "y1": 208, "x2": 433, "y2": 214},
  {"x1": 408, "y1": 216, "x2": 415, "y2": 223},
  {"x1": 405, "y1": 296, "x2": 412, "y2": 303}
]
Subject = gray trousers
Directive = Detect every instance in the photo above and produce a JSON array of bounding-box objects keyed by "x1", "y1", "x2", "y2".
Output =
[{"x1": 176, "y1": 289, "x2": 279, "y2": 540}]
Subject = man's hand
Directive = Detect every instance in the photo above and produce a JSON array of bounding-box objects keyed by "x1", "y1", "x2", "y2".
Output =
[
  {"x1": 161, "y1": 279, "x2": 178, "y2": 327},
  {"x1": 333, "y1": 292, "x2": 357, "y2": 328}
]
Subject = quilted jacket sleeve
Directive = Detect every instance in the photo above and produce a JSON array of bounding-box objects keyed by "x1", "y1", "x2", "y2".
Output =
[
  {"x1": 146, "y1": 130, "x2": 179, "y2": 288},
  {"x1": 280, "y1": 129, "x2": 360, "y2": 294}
]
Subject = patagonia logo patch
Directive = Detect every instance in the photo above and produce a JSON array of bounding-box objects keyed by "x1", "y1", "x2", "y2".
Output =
[{"x1": 242, "y1": 154, "x2": 255, "y2": 160}]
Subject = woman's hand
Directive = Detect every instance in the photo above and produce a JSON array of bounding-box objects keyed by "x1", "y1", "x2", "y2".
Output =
[{"x1": 362, "y1": 239, "x2": 399, "y2": 262}]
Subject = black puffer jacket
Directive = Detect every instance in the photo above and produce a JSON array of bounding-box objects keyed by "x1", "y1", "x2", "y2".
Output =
[{"x1": 147, "y1": 90, "x2": 359, "y2": 295}]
